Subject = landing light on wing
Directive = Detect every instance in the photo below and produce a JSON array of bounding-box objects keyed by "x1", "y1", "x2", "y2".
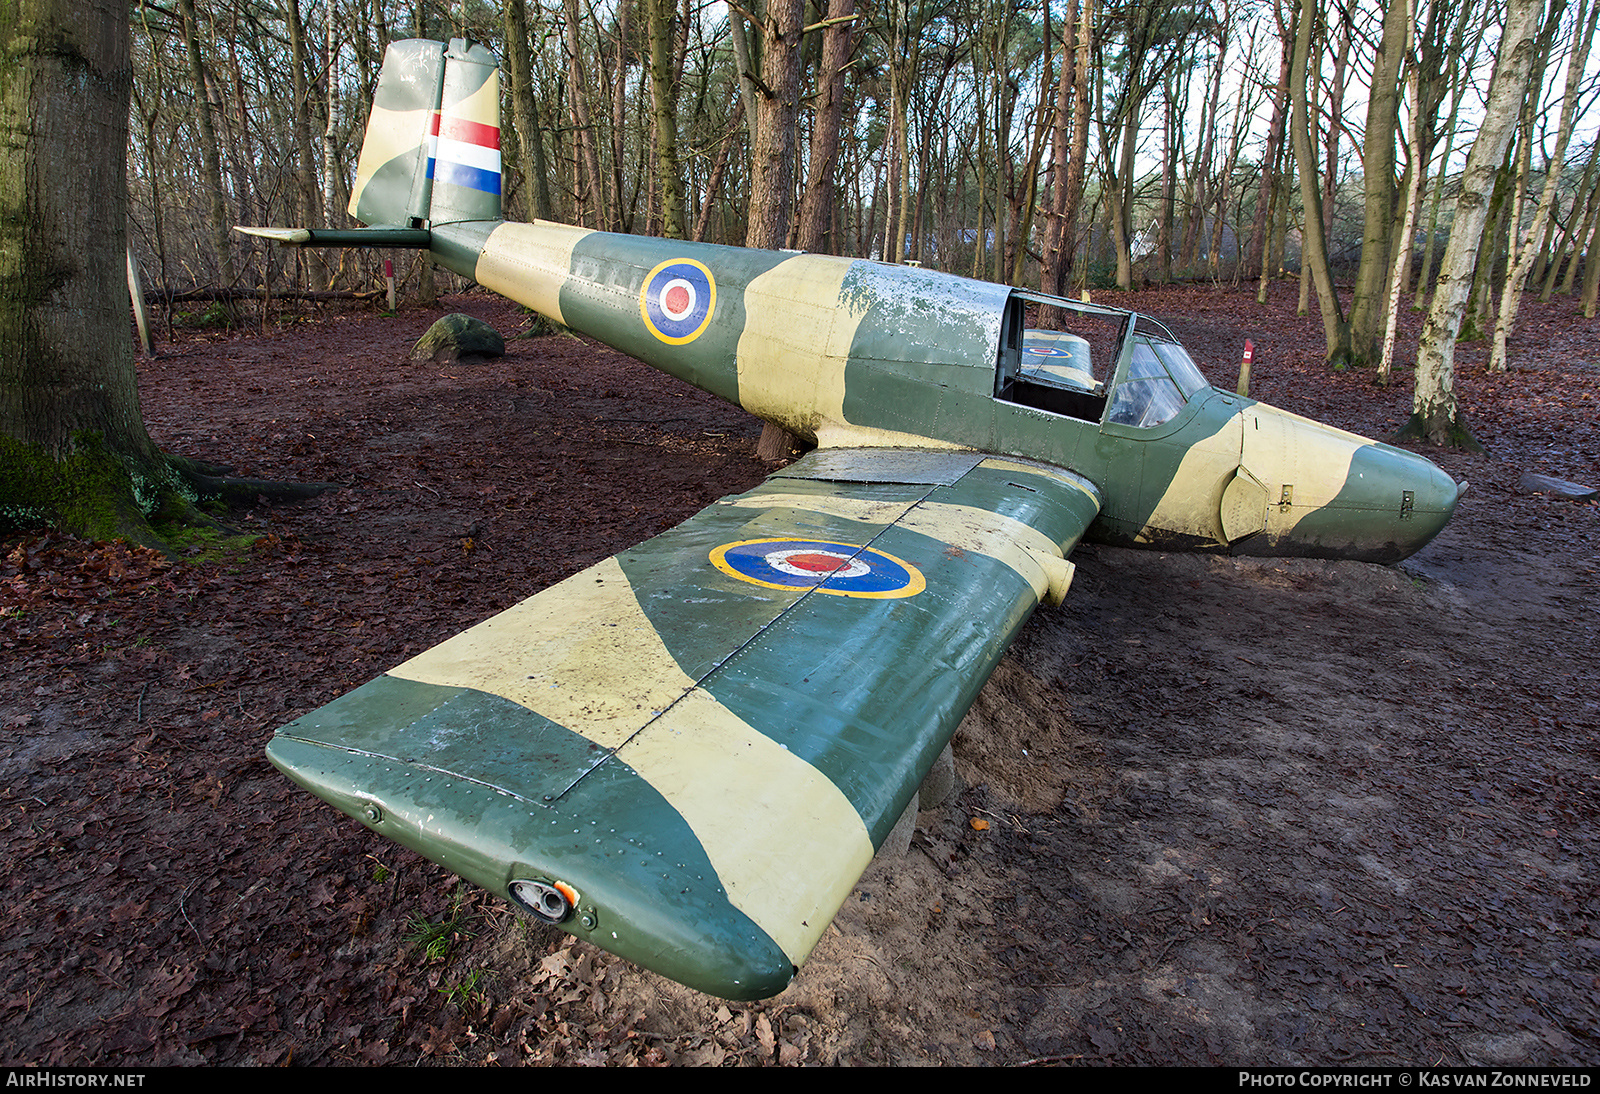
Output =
[{"x1": 511, "y1": 878, "x2": 578, "y2": 924}]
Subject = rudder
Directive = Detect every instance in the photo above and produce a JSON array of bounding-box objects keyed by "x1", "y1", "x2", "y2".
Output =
[{"x1": 348, "y1": 38, "x2": 501, "y2": 230}]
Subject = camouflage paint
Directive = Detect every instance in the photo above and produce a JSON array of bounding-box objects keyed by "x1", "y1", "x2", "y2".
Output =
[
  {"x1": 346, "y1": 39, "x2": 500, "y2": 229},
  {"x1": 434, "y1": 210, "x2": 1458, "y2": 563},
  {"x1": 258, "y1": 37, "x2": 1464, "y2": 1001},
  {"x1": 267, "y1": 452, "x2": 1099, "y2": 998},
  {"x1": 346, "y1": 39, "x2": 444, "y2": 228},
  {"x1": 425, "y1": 41, "x2": 501, "y2": 226}
]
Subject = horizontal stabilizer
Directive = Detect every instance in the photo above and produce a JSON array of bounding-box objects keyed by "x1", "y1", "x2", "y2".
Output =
[{"x1": 234, "y1": 225, "x2": 433, "y2": 248}]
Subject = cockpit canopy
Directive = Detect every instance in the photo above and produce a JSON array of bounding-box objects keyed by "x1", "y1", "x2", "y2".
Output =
[
  {"x1": 995, "y1": 291, "x2": 1212, "y2": 429},
  {"x1": 1108, "y1": 331, "x2": 1210, "y2": 428}
]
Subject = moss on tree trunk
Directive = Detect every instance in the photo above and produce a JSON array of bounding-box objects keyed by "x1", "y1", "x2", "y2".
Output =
[
  {"x1": 1389, "y1": 412, "x2": 1486, "y2": 453},
  {"x1": 1, "y1": 431, "x2": 334, "y2": 552},
  {"x1": 0, "y1": 0, "x2": 333, "y2": 554}
]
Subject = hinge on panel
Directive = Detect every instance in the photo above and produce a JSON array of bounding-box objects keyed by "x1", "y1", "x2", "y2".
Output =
[
  {"x1": 1277, "y1": 484, "x2": 1294, "y2": 509},
  {"x1": 1400, "y1": 490, "x2": 1415, "y2": 520}
]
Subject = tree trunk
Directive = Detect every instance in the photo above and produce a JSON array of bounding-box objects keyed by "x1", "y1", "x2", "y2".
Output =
[
  {"x1": 891, "y1": 0, "x2": 915, "y2": 263},
  {"x1": 746, "y1": 0, "x2": 807, "y2": 460},
  {"x1": 1040, "y1": 0, "x2": 1079, "y2": 304},
  {"x1": 0, "y1": 0, "x2": 149, "y2": 476},
  {"x1": 1556, "y1": 147, "x2": 1600, "y2": 297},
  {"x1": 608, "y1": 0, "x2": 632, "y2": 233},
  {"x1": 504, "y1": 0, "x2": 555, "y2": 221},
  {"x1": 1415, "y1": 123, "x2": 1459, "y2": 307},
  {"x1": 1407, "y1": 0, "x2": 1544, "y2": 447},
  {"x1": 562, "y1": 0, "x2": 604, "y2": 228},
  {"x1": 0, "y1": 0, "x2": 330, "y2": 547},
  {"x1": 726, "y1": 7, "x2": 762, "y2": 152},
  {"x1": 1105, "y1": 103, "x2": 1140, "y2": 290},
  {"x1": 1156, "y1": 74, "x2": 1178, "y2": 283},
  {"x1": 1245, "y1": 22, "x2": 1292, "y2": 282},
  {"x1": 1182, "y1": 14, "x2": 1227, "y2": 274},
  {"x1": 1583, "y1": 185, "x2": 1600, "y2": 315},
  {"x1": 1062, "y1": 0, "x2": 1093, "y2": 291},
  {"x1": 1322, "y1": 6, "x2": 1350, "y2": 260},
  {"x1": 323, "y1": 2, "x2": 342, "y2": 236},
  {"x1": 176, "y1": 0, "x2": 235, "y2": 285},
  {"x1": 744, "y1": 0, "x2": 806, "y2": 252},
  {"x1": 797, "y1": 0, "x2": 856, "y2": 254},
  {"x1": 692, "y1": 98, "x2": 743, "y2": 243},
  {"x1": 1210, "y1": 55, "x2": 1250, "y2": 281},
  {"x1": 286, "y1": 0, "x2": 326, "y2": 287},
  {"x1": 645, "y1": 0, "x2": 685, "y2": 238},
  {"x1": 881, "y1": 0, "x2": 906, "y2": 262},
  {"x1": 1462, "y1": 159, "x2": 1512, "y2": 341},
  {"x1": 1348, "y1": 0, "x2": 1410, "y2": 365},
  {"x1": 1379, "y1": 0, "x2": 1423, "y2": 385},
  {"x1": 1009, "y1": 72, "x2": 1053, "y2": 285},
  {"x1": 1490, "y1": 0, "x2": 1596, "y2": 371},
  {"x1": 1414, "y1": 0, "x2": 1487, "y2": 308},
  {"x1": 1289, "y1": 0, "x2": 1353, "y2": 364}
]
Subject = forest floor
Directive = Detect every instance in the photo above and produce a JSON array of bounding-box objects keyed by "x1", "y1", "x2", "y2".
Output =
[{"x1": 0, "y1": 281, "x2": 1595, "y2": 1066}]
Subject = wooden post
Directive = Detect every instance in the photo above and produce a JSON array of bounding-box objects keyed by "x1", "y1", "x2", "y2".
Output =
[
  {"x1": 126, "y1": 246, "x2": 154, "y2": 355},
  {"x1": 756, "y1": 422, "x2": 793, "y2": 462}
]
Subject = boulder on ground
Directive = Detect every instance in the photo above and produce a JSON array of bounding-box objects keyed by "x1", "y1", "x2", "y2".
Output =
[
  {"x1": 410, "y1": 313, "x2": 505, "y2": 363},
  {"x1": 1518, "y1": 471, "x2": 1596, "y2": 501}
]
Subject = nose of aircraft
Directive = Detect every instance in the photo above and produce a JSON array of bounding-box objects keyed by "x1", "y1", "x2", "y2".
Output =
[
  {"x1": 1286, "y1": 439, "x2": 1463, "y2": 562},
  {"x1": 1232, "y1": 403, "x2": 1464, "y2": 563},
  {"x1": 1363, "y1": 438, "x2": 1465, "y2": 550}
]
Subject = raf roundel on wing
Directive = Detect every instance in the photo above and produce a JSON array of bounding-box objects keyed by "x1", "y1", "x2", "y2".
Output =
[
  {"x1": 710, "y1": 538, "x2": 927, "y2": 599},
  {"x1": 640, "y1": 258, "x2": 717, "y2": 344}
]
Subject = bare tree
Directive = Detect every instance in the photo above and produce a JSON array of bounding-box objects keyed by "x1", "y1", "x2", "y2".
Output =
[
  {"x1": 797, "y1": 0, "x2": 858, "y2": 254},
  {"x1": 645, "y1": 0, "x2": 687, "y2": 237},
  {"x1": 176, "y1": 0, "x2": 235, "y2": 284},
  {"x1": 562, "y1": 0, "x2": 606, "y2": 228},
  {"x1": 1413, "y1": 0, "x2": 1491, "y2": 308},
  {"x1": 1244, "y1": 16, "x2": 1293, "y2": 283},
  {"x1": 505, "y1": 0, "x2": 556, "y2": 222},
  {"x1": 1041, "y1": 0, "x2": 1093, "y2": 302},
  {"x1": 1288, "y1": 0, "x2": 1354, "y2": 363},
  {"x1": 744, "y1": 0, "x2": 807, "y2": 251},
  {"x1": 1379, "y1": 0, "x2": 1423, "y2": 384},
  {"x1": 1094, "y1": 0, "x2": 1195, "y2": 289},
  {"x1": 743, "y1": 0, "x2": 808, "y2": 459},
  {"x1": 1348, "y1": 0, "x2": 1414, "y2": 366},
  {"x1": 1490, "y1": 0, "x2": 1598, "y2": 370},
  {"x1": 1407, "y1": 0, "x2": 1547, "y2": 446}
]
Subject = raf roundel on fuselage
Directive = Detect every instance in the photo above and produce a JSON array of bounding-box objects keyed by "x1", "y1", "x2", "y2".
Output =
[{"x1": 640, "y1": 259, "x2": 717, "y2": 345}]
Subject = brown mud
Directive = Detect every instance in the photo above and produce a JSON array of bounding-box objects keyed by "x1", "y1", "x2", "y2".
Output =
[{"x1": 1, "y1": 284, "x2": 1595, "y2": 1065}]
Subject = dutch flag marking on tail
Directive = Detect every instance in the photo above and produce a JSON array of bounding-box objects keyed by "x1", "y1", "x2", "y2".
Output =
[{"x1": 428, "y1": 112, "x2": 501, "y2": 196}]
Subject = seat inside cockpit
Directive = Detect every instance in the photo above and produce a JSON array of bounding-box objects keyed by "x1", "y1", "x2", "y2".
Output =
[{"x1": 994, "y1": 291, "x2": 1123, "y2": 424}]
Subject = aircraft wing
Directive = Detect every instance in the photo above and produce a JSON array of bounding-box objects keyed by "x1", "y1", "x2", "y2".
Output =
[{"x1": 266, "y1": 447, "x2": 1100, "y2": 999}]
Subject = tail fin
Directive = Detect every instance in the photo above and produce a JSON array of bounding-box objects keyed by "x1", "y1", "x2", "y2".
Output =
[{"x1": 348, "y1": 38, "x2": 502, "y2": 229}]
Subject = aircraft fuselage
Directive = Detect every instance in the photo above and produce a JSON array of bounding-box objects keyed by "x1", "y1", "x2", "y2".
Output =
[{"x1": 429, "y1": 219, "x2": 1460, "y2": 564}]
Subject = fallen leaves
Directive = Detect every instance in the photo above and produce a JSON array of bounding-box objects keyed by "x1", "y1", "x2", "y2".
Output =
[{"x1": 1, "y1": 286, "x2": 1595, "y2": 1065}]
